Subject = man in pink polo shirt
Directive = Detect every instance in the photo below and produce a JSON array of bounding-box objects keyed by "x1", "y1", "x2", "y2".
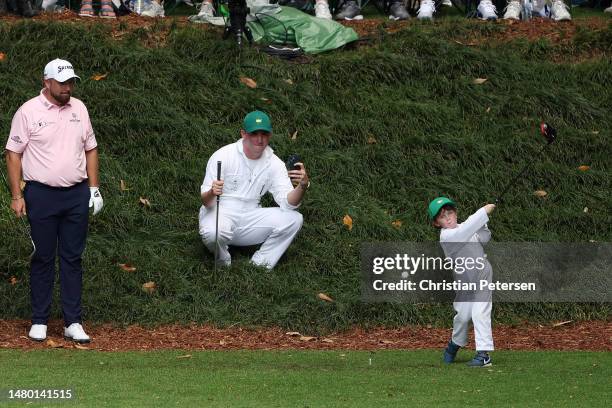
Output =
[{"x1": 5, "y1": 58, "x2": 103, "y2": 343}]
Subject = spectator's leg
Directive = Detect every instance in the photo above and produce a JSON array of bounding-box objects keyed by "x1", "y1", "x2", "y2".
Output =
[
  {"x1": 314, "y1": 0, "x2": 332, "y2": 19},
  {"x1": 78, "y1": 0, "x2": 95, "y2": 16},
  {"x1": 99, "y1": 0, "x2": 115, "y2": 18}
]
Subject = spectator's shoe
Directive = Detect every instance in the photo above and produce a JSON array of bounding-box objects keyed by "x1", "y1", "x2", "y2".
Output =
[
  {"x1": 417, "y1": 0, "x2": 436, "y2": 19},
  {"x1": 605, "y1": 5, "x2": 612, "y2": 13},
  {"x1": 389, "y1": 1, "x2": 410, "y2": 20},
  {"x1": 64, "y1": 323, "x2": 91, "y2": 344},
  {"x1": 467, "y1": 351, "x2": 492, "y2": 367},
  {"x1": 28, "y1": 324, "x2": 47, "y2": 342},
  {"x1": 99, "y1": 1, "x2": 116, "y2": 18},
  {"x1": 78, "y1": 0, "x2": 96, "y2": 17},
  {"x1": 188, "y1": 1, "x2": 214, "y2": 22},
  {"x1": 550, "y1": 0, "x2": 571, "y2": 21},
  {"x1": 314, "y1": 0, "x2": 332, "y2": 19},
  {"x1": 477, "y1": 0, "x2": 497, "y2": 20},
  {"x1": 19, "y1": 0, "x2": 40, "y2": 17},
  {"x1": 503, "y1": 0, "x2": 521, "y2": 20},
  {"x1": 334, "y1": 0, "x2": 363, "y2": 20},
  {"x1": 443, "y1": 340, "x2": 461, "y2": 364}
]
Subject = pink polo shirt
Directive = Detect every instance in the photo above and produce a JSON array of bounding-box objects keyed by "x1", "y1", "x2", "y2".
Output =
[{"x1": 5, "y1": 90, "x2": 97, "y2": 187}]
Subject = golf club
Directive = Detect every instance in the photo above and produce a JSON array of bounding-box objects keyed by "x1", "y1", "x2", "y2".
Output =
[
  {"x1": 214, "y1": 160, "x2": 221, "y2": 274},
  {"x1": 0, "y1": 164, "x2": 36, "y2": 259},
  {"x1": 495, "y1": 122, "x2": 557, "y2": 203}
]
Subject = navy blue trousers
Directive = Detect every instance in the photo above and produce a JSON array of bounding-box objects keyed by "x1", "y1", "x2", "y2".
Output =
[{"x1": 24, "y1": 181, "x2": 89, "y2": 325}]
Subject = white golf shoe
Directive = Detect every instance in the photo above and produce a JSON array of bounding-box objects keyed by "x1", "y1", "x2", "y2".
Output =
[
  {"x1": 64, "y1": 323, "x2": 91, "y2": 344},
  {"x1": 550, "y1": 0, "x2": 571, "y2": 21},
  {"x1": 503, "y1": 0, "x2": 522, "y2": 20},
  {"x1": 417, "y1": 0, "x2": 436, "y2": 19},
  {"x1": 28, "y1": 324, "x2": 47, "y2": 342},
  {"x1": 315, "y1": 1, "x2": 332, "y2": 19},
  {"x1": 477, "y1": 0, "x2": 498, "y2": 20}
]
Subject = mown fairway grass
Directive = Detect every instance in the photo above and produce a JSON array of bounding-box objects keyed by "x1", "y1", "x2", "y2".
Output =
[
  {"x1": 0, "y1": 349, "x2": 610, "y2": 407},
  {"x1": 0, "y1": 15, "x2": 610, "y2": 331}
]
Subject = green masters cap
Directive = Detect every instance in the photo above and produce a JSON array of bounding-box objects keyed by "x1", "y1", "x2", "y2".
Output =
[
  {"x1": 428, "y1": 197, "x2": 456, "y2": 221},
  {"x1": 243, "y1": 111, "x2": 272, "y2": 134}
]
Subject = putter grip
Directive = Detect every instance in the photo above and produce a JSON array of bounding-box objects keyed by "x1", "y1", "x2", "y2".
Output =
[{"x1": 216, "y1": 161, "x2": 221, "y2": 180}]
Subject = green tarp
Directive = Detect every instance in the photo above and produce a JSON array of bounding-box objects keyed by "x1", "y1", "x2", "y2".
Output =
[{"x1": 247, "y1": 7, "x2": 359, "y2": 54}]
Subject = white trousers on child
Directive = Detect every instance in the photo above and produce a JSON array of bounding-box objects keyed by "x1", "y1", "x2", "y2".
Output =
[
  {"x1": 199, "y1": 206, "x2": 303, "y2": 269},
  {"x1": 452, "y1": 301, "x2": 494, "y2": 351}
]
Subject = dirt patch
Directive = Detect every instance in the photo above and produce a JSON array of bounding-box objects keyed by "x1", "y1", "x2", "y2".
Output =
[{"x1": 1, "y1": 320, "x2": 609, "y2": 351}]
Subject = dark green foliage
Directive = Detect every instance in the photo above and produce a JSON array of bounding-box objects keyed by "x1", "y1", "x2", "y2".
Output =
[{"x1": 0, "y1": 19, "x2": 610, "y2": 332}]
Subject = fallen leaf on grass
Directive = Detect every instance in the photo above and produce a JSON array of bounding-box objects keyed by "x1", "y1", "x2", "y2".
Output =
[
  {"x1": 118, "y1": 263, "x2": 136, "y2": 273},
  {"x1": 74, "y1": 343, "x2": 90, "y2": 350},
  {"x1": 473, "y1": 78, "x2": 488, "y2": 85},
  {"x1": 0, "y1": 52, "x2": 6, "y2": 61},
  {"x1": 391, "y1": 220, "x2": 402, "y2": 229},
  {"x1": 591, "y1": 130, "x2": 599, "y2": 135},
  {"x1": 139, "y1": 197, "x2": 151, "y2": 208},
  {"x1": 286, "y1": 331, "x2": 301, "y2": 337},
  {"x1": 291, "y1": 130, "x2": 298, "y2": 140},
  {"x1": 367, "y1": 136, "x2": 377, "y2": 144},
  {"x1": 343, "y1": 214, "x2": 353, "y2": 231},
  {"x1": 486, "y1": 106, "x2": 491, "y2": 113},
  {"x1": 177, "y1": 354, "x2": 192, "y2": 359},
  {"x1": 46, "y1": 339, "x2": 63, "y2": 348},
  {"x1": 260, "y1": 97, "x2": 272, "y2": 104},
  {"x1": 120, "y1": 179, "x2": 130, "y2": 191},
  {"x1": 317, "y1": 293, "x2": 334, "y2": 302},
  {"x1": 239, "y1": 77, "x2": 257, "y2": 89},
  {"x1": 142, "y1": 281, "x2": 156, "y2": 294},
  {"x1": 534, "y1": 190, "x2": 547, "y2": 198},
  {"x1": 91, "y1": 73, "x2": 108, "y2": 81},
  {"x1": 577, "y1": 165, "x2": 590, "y2": 172},
  {"x1": 283, "y1": 78, "x2": 294, "y2": 85},
  {"x1": 299, "y1": 336, "x2": 316, "y2": 342},
  {"x1": 583, "y1": 207, "x2": 588, "y2": 213},
  {"x1": 9, "y1": 276, "x2": 18, "y2": 285},
  {"x1": 552, "y1": 320, "x2": 572, "y2": 327}
]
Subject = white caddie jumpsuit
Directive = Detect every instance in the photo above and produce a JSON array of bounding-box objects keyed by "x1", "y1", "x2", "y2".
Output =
[
  {"x1": 199, "y1": 140, "x2": 303, "y2": 269},
  {"x1": 440, "y1": 207, "x2": 494, "y2": 352}
]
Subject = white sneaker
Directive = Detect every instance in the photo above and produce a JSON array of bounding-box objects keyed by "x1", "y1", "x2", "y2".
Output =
[
  {"x1": 478, "y1": 0, "x2": 497, "y2": 20},
  {"x1": 64, "y1": 323, "x2": 91, "y2": 344},
  {"x1": 315, "y1": 1, "x2": 332, "y2": 19},
  {"x1": 550, "y1": 0, "x2": 571, "y2": 21},
  {"x1": 417, "y1": 0, "x2": 436, "y2": 19},
  {"x1": 28, "y1": 324, "x2": 47, "y2": 342},
  {"x1": 503, "y1": 0, "x2": 521, "y2": 20},
  {"x1": 605, "y1": 6, "x2": 612, "y2": 13},
  {"x1": 188, "y1": 1, "x2": 215, "y2": 22}
]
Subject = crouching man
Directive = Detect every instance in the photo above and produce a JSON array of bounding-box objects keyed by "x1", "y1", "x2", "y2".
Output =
[{"x1": 199, "y1": 111, "x2": 309, "y2": 269}]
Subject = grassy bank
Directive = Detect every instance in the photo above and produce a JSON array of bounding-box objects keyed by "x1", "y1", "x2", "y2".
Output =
[{"x1": 0, "y1": 17, "x2": 610, "y2": 331}]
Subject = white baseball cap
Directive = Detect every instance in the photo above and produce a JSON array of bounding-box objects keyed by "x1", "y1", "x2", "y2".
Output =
[{"x1": 43, "y1": 58, "x2": 80, "y2": 82}]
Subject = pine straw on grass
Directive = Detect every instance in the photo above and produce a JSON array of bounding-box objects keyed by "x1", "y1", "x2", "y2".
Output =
[{"x1": 0, "y1": 319, "x2": 609, "y2": 351}]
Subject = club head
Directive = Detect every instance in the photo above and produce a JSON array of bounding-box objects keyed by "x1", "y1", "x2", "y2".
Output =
[{"x1": 540, "y1": 122, "x2": 557, "y2": 145}]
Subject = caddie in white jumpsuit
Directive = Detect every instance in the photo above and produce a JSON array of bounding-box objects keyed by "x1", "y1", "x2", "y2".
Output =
[
  {"x1": 199, "y1": 110, "x2": 309, "y2": 269},
  {"x1": 428, "y1": 197, "x2": 496, "y2": 367}
]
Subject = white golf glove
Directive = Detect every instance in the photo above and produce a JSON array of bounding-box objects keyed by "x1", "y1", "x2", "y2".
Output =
[{"x1": 89, "y1": 187, "x2": 103, "y2": 216}]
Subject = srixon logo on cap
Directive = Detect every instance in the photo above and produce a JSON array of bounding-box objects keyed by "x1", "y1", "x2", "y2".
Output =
[{"x1": 57, "y1": 65, "x2": 73, "y2": 73}]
